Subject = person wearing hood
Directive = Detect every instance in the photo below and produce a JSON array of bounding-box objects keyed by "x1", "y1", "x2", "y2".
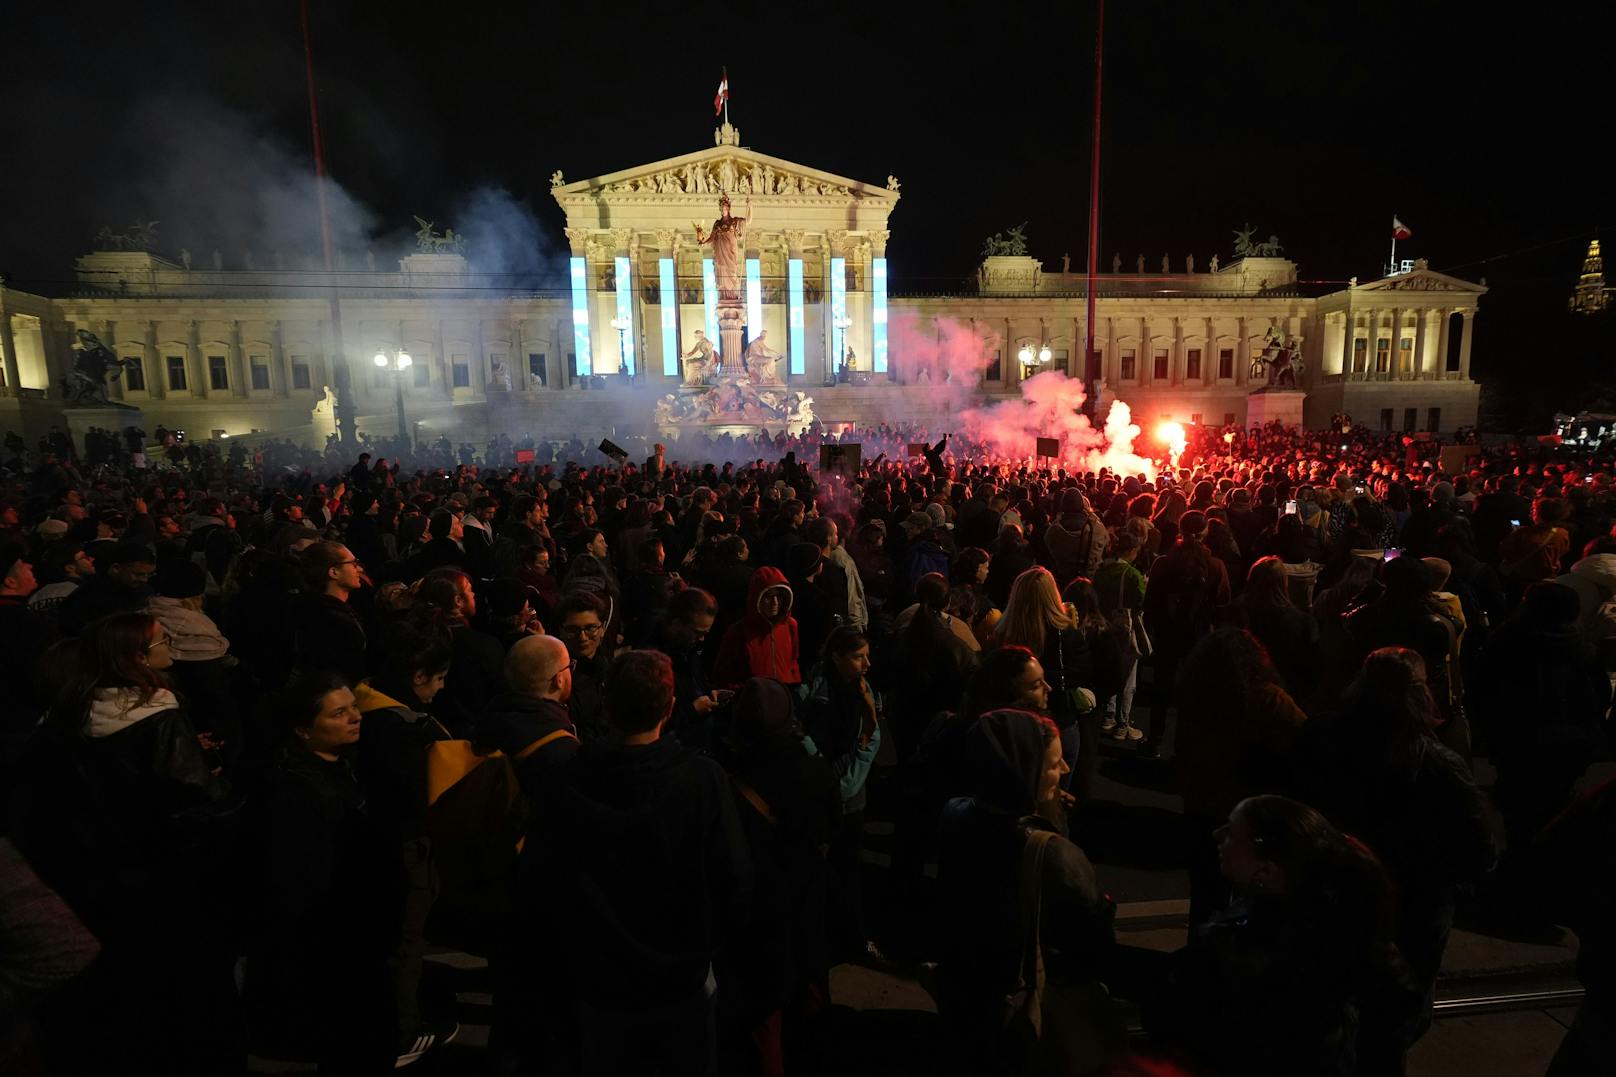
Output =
[
  {"x1": 1042, "y1": 487, "x2": 1108, "y2": 587},
  {"x1": 13, "y1": 611, "x2": 237, "y2": 1075},
  {"x1": 934, "y1": 709, "x2": 1116, "y2": 1076},
  {"x1": 517, "y1": 649, "x2": 751, "y2": 1077},
  {"x1": 1555, "y1": 541, "x2": 1616, "y2": 670},
  {"x1": 149, "y1": 557, "x2": 242, "y2": 766},
  {"x1": 714, "y1": 677, "x2": 840, "y2": 1077},
  {"x1": 714, "y1": 565, "x2": 801, "y2": 687}
]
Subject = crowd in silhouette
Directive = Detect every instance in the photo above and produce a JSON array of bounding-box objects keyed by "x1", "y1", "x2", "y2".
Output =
[{"x1": 0, "y1": 421, "x2": 1611, "y2": 1076}]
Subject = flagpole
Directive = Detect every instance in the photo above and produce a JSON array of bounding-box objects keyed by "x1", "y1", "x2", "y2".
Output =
[
  {"x1": 1389, "y1": 216, "x2": 1397, "y2": 275},
  {"x1": 723, "y1": 67, "x2": 729, "y2": 127}
]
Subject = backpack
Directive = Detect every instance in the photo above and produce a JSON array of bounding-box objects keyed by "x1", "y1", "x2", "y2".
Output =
[
  {"x1": 1159, "y1": 554, "x2": 1214, "y2": 643},
  {"x1": 422, "y1": 722, "x2": 575, "y2": 953}
]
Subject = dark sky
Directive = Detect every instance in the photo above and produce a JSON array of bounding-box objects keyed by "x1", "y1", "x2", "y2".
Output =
[{"x1": 2, "y1": 0, "x2": 1611, "y2": 419}]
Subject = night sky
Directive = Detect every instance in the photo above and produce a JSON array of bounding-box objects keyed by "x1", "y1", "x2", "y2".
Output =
[{"x1": 2, "y1": 1, "x2": 1610, "y2": 426}]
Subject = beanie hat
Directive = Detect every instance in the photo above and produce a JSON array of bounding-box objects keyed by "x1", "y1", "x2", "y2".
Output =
[
  {"x1": 155, "y1": 557, "x2": 207, "y2": 598},
  {"x1": 1058, "y1": 489, "x2": 1084, "y2": 515},
  {"x1": 786, "y1": 541, "x2": 823, "y2": 580},
  {"x1": 487, "y1": 577, "x2": 537, "y2": 619}
]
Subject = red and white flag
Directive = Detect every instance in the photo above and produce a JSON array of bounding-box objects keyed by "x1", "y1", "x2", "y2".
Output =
[
  {"x1": 714, "y1": 70, "x2": 729, "y2": 116},
  {"x1": 1392, "y1": 217, "x2": 1412, "y2": 241}
]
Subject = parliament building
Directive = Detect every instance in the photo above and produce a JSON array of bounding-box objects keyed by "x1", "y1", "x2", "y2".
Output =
[{"x1": 0, "y1": 123, "x2": 1484, "y2": 447}]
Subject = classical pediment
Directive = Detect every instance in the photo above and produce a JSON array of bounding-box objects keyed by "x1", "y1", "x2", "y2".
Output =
[
  {"x1": 1359, "y1": 266, "x2": 1486, "y2": 294},
  {"x1": 551, "y1": 140, "x2": 899, "y2": 207}
]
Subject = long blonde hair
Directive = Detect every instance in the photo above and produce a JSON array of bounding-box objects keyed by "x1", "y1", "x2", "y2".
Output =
[{"x1": 993, "y1": 566, "x2": 1076, "y2": 654}]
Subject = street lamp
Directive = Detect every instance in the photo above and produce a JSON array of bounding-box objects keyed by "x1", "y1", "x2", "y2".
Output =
[
  {"x1": 1017, "y1": 340, "x2": 1053, "y2": 380},
  {"x1": 373, "y1": 348, "x2": 413, "y2": 441},
  {"x1": 834, "y1": 315, "x2": 854, "y2": 380},
  {"x1": 609, "y1": 315, "x2": 631, "y2": 381}
]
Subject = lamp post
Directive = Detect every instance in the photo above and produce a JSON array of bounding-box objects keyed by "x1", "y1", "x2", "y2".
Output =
[
  {"x1": 609, "y1": 315, "x2": 631, "y2": 382},
  {"x1": 372, "y1": 348, "x2": 413, "y2": 442},
  {"x1": 1017, "y1": 340, "x2": 1053, "y2": 381},
  {"x1": 834, "y1": 315, "x2": 854, "y2": 380}
]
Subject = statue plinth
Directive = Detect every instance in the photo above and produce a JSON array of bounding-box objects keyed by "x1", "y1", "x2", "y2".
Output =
[
  {"x1": 63, "y1": 404, "x2": 145, "y2": 456},
  {"x1": 1245, "y1": 386, "x2": 1306, "y2": 429}
]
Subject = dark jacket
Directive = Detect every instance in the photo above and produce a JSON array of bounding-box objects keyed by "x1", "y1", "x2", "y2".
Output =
[
  {"x1": 58, "y1": 575, "x2": 152, "y2": 636},
  {"x1": 519, "y1": 738, "x2": 752, "y2": 1009},
  {"x1": 292, "y1": 592, "x2": 369, "y2": 683},
  {"x1": 474, "y1": 693, "x2": 579, "y2": 792}
]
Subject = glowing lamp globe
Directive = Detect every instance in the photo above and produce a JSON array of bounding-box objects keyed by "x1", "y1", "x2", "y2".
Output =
[
  {"x1": 1038, "y1": 346, "x2": 1052, "y2": 364},
  {"x1": 1018, "y1": 345, "x2": 1034, "y2": 365},
  {"x1": 397, "y1": 352, "x2": 412, "y2": 369},
  {"x1": 373, "y1": 352, "x2": 389, "y2": 368}
]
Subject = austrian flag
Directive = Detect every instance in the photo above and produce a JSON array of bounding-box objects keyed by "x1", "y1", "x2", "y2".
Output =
[
  {"x1": 714, "y1": 70, "x2": 729, "y2": 116},
  {"x1": 1392, "y1": 217, "x2": 1412, "y2": 241}
]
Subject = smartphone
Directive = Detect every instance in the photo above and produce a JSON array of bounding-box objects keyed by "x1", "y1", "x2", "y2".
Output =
[
  {"x1": 1283, "y1": 500, "x2": 1298, "y2": 515},
  {"x1": 1383, "y1": 548, "x2": 1402, "y2": 562},
  {"x1": 1354, "y1": 485, "x2": 1367, "y2": 495},
  {"x1": 711, "y1": 689, "x2": 735, "y2": 705},
  {"x1": 1509, "y1": 519, "x2": 1522, "y2": 527}
]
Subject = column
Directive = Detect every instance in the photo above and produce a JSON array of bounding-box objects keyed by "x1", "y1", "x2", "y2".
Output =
[
  {"x1": 187, "y1": 320, "x2": 204, "y2": 398},
  {"x1": 1458, "y1": 310, "x2": 1475, "y2": 379},
  {"x1": 437, "y1": 319, "x2": 451, "y2": 399},
  {"x1": 1172, "y1": 316, "x2": 1184, "y2": 384},
  {"x1": 474, "y1": 318, "x2": 488, "y2": 393},
  {"x1": 1388, "y1": 306, "x2": 1403, "y2": 378},
  {"x1": 145, "y1": 321, "x2": 164, "y2": 400},
  {"x1": 1106, "y1": 315, "x2": 1118, "y2": 384},
  {"x1": 0, "y1": 310, "x2": 20, "y2": 396},
  {"x1": 1412, "y1": 309, "x2": 1429, "y2": 382},
  {"x1": 1434, "y1": 307, "x2": 1451, "y2": 377},
  {"x1": 1205, "y1": 315, "x2": 1218, "y2": 383},
  {"x1": 230, "y1": 320, "x2": 249, "y2": 398},
  {"x1": 1359, "y1": 310, "x2": 1376, "y2": 380},
  {"x1": 513, "y1": 317, "x2": 530, "y2": 391},
  {"x1": 1337, "y1": 309, "x2": 1352, "y2": 376},
  {"x1": 272, "y1": 320, "x2": 288, "y2": 397},
  {"x1": 1235, "y1": 316, "x2": 1248, "y2": 386}
]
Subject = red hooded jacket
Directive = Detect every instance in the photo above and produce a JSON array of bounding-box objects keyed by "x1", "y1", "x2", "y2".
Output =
[{"x1": 714, "y1": 566, "x2": 801, "y2": 686}]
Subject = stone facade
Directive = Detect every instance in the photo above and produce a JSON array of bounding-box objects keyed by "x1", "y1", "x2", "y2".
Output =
[{"x1": 0, "y1": 132, "x2": 1484, "y2": 444}]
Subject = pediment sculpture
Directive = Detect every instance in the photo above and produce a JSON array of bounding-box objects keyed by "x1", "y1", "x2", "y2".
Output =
[{"x1": 596, "y1": 158, "x2": 855, "y2": 198}]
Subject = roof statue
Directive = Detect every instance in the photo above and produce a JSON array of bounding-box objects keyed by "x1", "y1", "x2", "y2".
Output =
[
  {"x1": 550, "y1": 170, "x2": 565, "y2": 188},
  {"x1": 1233, "y1": 224, "x2": 1257, "y2": 258},
  {"x1": 412, "y1": 216, "x2": 465, "y2": 255},
  {"x1": 981, "y1": 222, "x2": 1029, "y2": 258},
  {"x1": 94, "y1": 219, "x2": 161, "y2": 252}
]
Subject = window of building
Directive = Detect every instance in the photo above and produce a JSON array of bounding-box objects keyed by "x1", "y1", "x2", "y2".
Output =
[
  {"x1": 1398, "y1": 337, "x2": 1413, "y2": 373},
  {"x1": 1352, "y1": 338, "x2": 1368, "y2": 373},
  {"x1": 207, "y1": 355, "x2": 229, "y2": 391},
  {"x1": 166, "y1": 355, "x2": 188, "y2": 391},
  {"x1": 1186, "y1": 348, "x2": 1202, "y2": 380},
  {"x1": 1403, "y1": 407, "x2": 1418, "y2": 432},
  {"x1": 413, "y1": 361, "x2": 430, "y2": 388},
  {"x1": 1380, "y1": 408, "x2": 1394, "y2": 432},
  {"x1": 1120, "y1": 348, "x2": 1136, "y2": 381},
  {"x1": 291, "y1": 358, "x2": 311, "y2": 390},
  {"x1": 1427, "y1": 407, "x2": 1441, "y2": 432},
  {"x1": 1191, "y1": 412, "x2": 1203, "y2": 425},
  {"x1": 124, "y1": 358, "x2": 145, "y2": 391},
  {"x1": 566, "y1": 352, "x2": 577, "y2": 380},
  {"x1": 529, "y1": 352, "x2": 547, "y2": 386},
  {"x1": 986, "y1": 350, "x2": 1002, "y2": 381},
  {"x1": 1223, "y1": 412, "x2": 1236, "y2": 427},
  {"x1": 1375, "y1": 338, "x2": 1390, "y2": 372},
  {"x1": 1051, "y1": 348, "x2": 1069, "y2": 372},
  {"x1": 1218, "y1": 348, "x2": 1234, "y2": 379},
  {"x1": 250, "y1": 357, "x2": 270, "y2": 390},
  {"x1": 1152, "y1": 348, "x2": 1169, "y2": 381},
  {"x1": 452, "y1": 357, "x2": 471, "y2": 388}
]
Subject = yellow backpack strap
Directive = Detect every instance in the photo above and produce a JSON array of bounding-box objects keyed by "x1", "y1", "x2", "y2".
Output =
[
  {"x1": 733, "y1": 779, "x2": 775, "y2": 824},
  {"x1": 515, "y1": 727, "x2": 578, "y2": 761}
]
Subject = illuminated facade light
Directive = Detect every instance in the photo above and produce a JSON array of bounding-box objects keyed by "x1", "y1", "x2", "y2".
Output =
[
  {"x1": 702, "y1": 258, "x2": 719, "y2": 349},
  {"x1": 873, "y1": 257, "x2": 888, "y2": 374},
  {"x1": 658, "y1": 257, "x2": 678, "y2": 375},
  {"x1": 568, "y1": 256, "x2": 592, "y2": 376},
  {"x1": 746, "y1": 257, "x2": 763, "y2": 344},
  {"x1": 830, "y1": 256, "x2": 847, "y2": 368},
  {"x1": 613, "y1": 256, "x2": 635, "y2": 376},
  {"x1": 787, "y1": 258, "x2": 806, "y2": 375}
]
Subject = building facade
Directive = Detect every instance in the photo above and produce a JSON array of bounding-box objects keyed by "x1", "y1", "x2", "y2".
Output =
[{"x1": 0, "y1": 125, "x2": 1483, "y2": 445}]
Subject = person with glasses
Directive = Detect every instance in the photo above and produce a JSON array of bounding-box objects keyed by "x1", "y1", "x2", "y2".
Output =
[
  {"x1": 292, "y1": 540, "x2": 370, "y2": 685},
  {"x1": 478, "y1": 634, "x2": 580, "y2": 795},
  {"x1": 555, "y1": 592, "x2": 610, "y2": 743},
  {"x1": 13, "y1": 611, "x2": 235, "y2": 1074},
  {"x1": 57, "y1": 540, "x2": 158, "y2": 635}
]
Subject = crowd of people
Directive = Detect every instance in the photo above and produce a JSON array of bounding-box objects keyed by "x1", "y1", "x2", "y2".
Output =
[{"x1": 0, "y1": 416, "x2": 1612, "y2": 1076}]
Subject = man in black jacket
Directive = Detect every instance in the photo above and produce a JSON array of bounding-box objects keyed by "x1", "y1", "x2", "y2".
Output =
[
  {"x1": 476, "y1": 634, "x2": 580, "y2": 792},
  {"x1": 519, "y1": 649, "x2": 751, "y2": 1076},
  {"x1": 292, "y1": 541, "x2": 369, "y2": 683}
]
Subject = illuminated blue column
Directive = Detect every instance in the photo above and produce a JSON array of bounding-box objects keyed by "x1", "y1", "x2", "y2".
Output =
[
  {"x1": 787, "y1": 257, "x2": 806, "y2": 376},
  {"x1": 872, "y1": 257, "x2": 889, "y2": 374},
  {"x1": 745, "y1": 257, "x2": 763, "y2": 342},
  {"x1": 702, "y1": 258, "x2": 719, "y2": 348},
  {"x1": 568, "y1": 256, "x2": 592, "y2": 376},
  {"x1": 613, "y1": 255, "x2": 635, "y2": 376},
  {"x1": 658, "y1": 257, "x2": 678, "y2": 376},
  {"x1": 830, "y1": 256, "x2": 848, "y2": 370}
]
